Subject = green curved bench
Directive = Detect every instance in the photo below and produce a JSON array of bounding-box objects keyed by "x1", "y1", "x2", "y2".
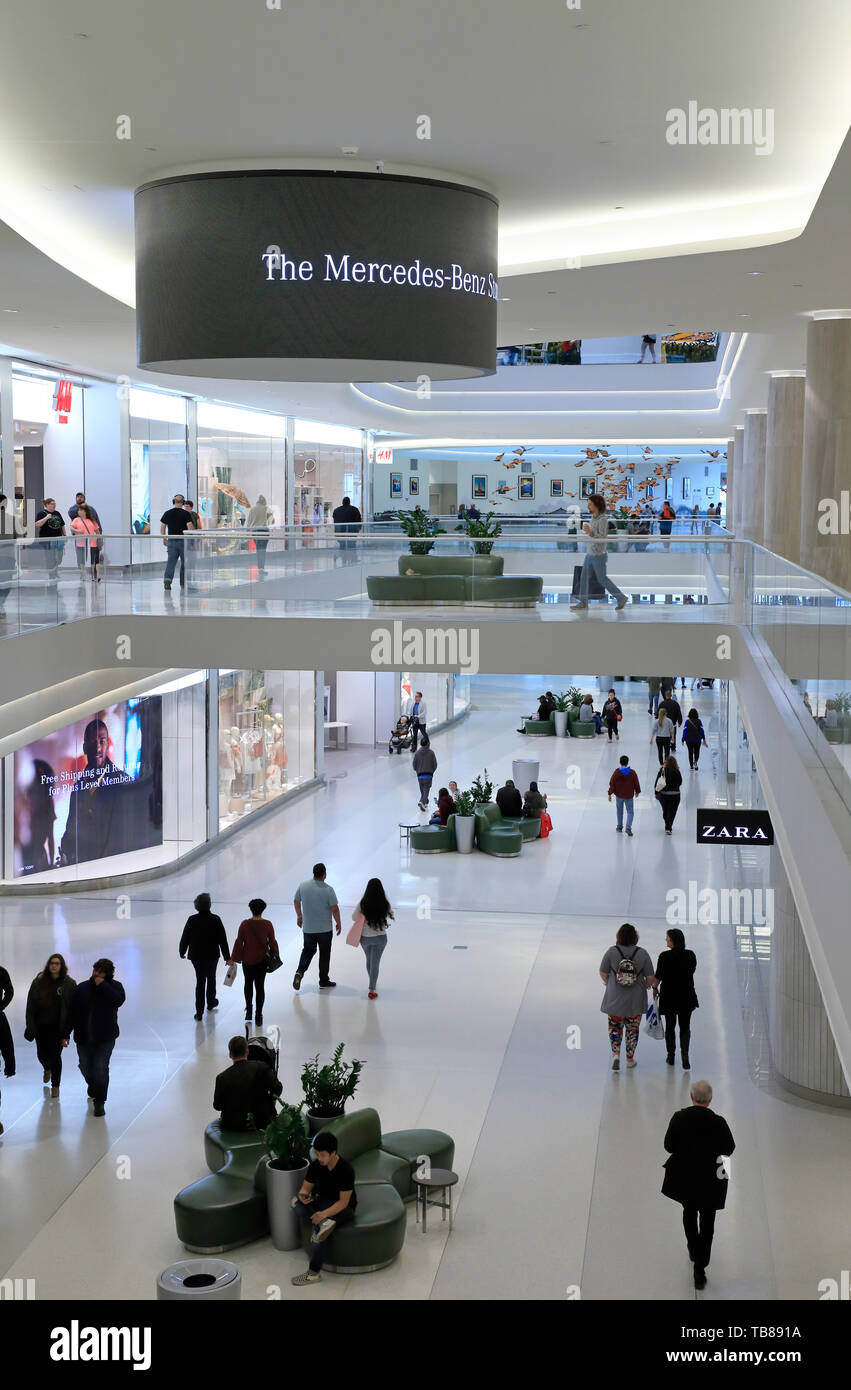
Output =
[
  {"x1": 299, "y1": 1181, "x2": 407, "y2": 1273},
  {"x1": 504, "y1": 815, "x2": 541, "y2": 842},
  {"x1": 568, "y1": 717, "x2": 595, "y2": 737},
  {"x1": 366, "y1": 552, "x2": 542, "y2": 606},
  {"x1": 823, "y1": 725, "x2": 843, "y2": 744},
  {"x1": 175, "y1": 1124, "x2": 270, "y2": 1253},
  {"x1": 411, "y1": 822, "x2": 456, "y2": 853},
  {"x1": 475, "y1": 803, "x2": 522, "y2": 856},
  {"x1": 525, "y1": 718, "x2": 554, "y2": 736},
  {"x1": 321, "y1": 1108, "x2": 413, "y2": 1198}
]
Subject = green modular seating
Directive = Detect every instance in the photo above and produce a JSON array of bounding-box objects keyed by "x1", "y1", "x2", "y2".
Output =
[
  {"x1": 504, "y1": 815, "x2": 542, "y2": 842},
  {"x1": 474, "y1": 802, "x2": 523, "y2": 856},
  {"x1": 410, "y1": 821, "x2": 456, "y2": 853},
  {"x1": 525, "y1": 718, "x2": 555, "y2": 736},
  {"x1": 322, "y1": 1108, "x2": 413, "y2": 1198},
  {"x1": 299, "y1": 1180, "x2": 407, "y2": 1274},
  {"x1": 175, "y1": 1125, "x2": 270, "y2": 1253},
  {"x1": 397, "y1": 554, "x2": 504, "y2": 577},
  {"x1": 366, "y1": 551, "x2": 542, "y2": 606},
  {"x1": 176, "y1": 1110, "x2": 455, "y2": 1270},
  {"x1": 568, "y1": 716, "x2": 595, "y2": 737},
  {"x1": 823, "y1": 725, "x2": 843, "y2": 743}
]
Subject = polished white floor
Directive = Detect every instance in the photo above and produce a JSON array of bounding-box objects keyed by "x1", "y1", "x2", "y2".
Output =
[{"x1": 0, "y1": 677, "x2": 848, "y2": 1302}]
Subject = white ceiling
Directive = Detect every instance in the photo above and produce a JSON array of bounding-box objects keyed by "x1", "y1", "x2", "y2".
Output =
[{"x1": 0, "y1": 0, "x2": 849, "y2": 441}]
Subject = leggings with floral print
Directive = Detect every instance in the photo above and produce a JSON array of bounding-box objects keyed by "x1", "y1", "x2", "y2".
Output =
[{"x1": 608, "y1": 1014, "x2": 642, "y2": 1059}]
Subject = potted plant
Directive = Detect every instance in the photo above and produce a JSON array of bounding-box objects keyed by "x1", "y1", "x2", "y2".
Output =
[
  {"x1": 452, "y1": 788, "x2": 477, "y2": 853},
  {"x1": 263, "y1": 1100, "x2": 312, "y2": 1250},
  {"x1": 552, "y1": 692, "x2": 571, "y2": 738},
  {"x1": 566, "y1": 687, "x2": 584, "y2": 729},
  {"x1": 398, "y1": 509, "x2": 445, "y2": 555},
  {"x1": 301, "y1": 1043, "x2": 365, "y2": 1135},
  {"x1": 833, "y1": 691, "x2": 851, "y2": 742},
  {"x1": 470, "y1": 769, "x2": 494, "y2": 805},
  {"x1": 455, "y1": 511, "x2": 502, "y2": 555}
]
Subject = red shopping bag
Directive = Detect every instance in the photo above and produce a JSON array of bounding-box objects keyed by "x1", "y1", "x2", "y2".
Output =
[{"x1": 540, "y1": 811, "x2": 553, "y2": 838}]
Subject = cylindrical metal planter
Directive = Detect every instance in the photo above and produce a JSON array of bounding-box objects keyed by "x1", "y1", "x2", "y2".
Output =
[
  {"x1": 265, "y1": 1158, "x2": 311, "y2": 1251},
  {"x1": 553, "y1": 710, "x2": 568, "y2": 737},
  {"x1": 511, "y1": 759, "x2": 539, "y2": 794},
  {"x1": 454, "y1": 815, "x2": 476, "y2": 853},
  {"x1": 157, "y1": 1259, "x2": 241, "y2": 1300}
]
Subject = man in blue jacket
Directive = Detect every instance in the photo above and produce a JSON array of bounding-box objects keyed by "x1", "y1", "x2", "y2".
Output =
[{"x1": 63, "y1": 958, "x2": 126, "y2": 1116}]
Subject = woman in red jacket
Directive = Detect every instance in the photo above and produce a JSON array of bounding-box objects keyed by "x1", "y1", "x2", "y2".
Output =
[{"x1": 229, "y1": 898, "x2": 278, "y2": 1026}]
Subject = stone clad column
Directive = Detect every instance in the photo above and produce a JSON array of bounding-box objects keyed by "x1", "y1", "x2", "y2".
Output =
[
  {"x1": 732, "y1": 426, "x2": 745, "y2": 534},
  {"x1": 800, "y1": 312, "x2": 851, "y2": 593},
  {"x1": 741, "y1": 410, "x2": 767, "y2": 546},
  {"x1": 764, "y1": 372, "x2": 805, "y2": 566},
  {"x1": 723, "y1": 435, "x2": 735, "y2": 529}
]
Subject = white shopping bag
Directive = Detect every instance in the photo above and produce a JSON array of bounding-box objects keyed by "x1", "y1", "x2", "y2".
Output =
[
  {"x1": 222, "y1": 962, "x2": 238, "y2": 988},
  {"x1": 644, "y1": 999, "x2": 664, "y2": 1040}
]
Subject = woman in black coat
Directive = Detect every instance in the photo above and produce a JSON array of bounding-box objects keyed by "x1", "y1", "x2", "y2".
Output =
[
  {"x1": 179, "y1": 892, "x2": 231, "y2": 1021},
  {"x1": 654, "y1": 928, "x2": 698, "y2": 1067},
  {"x1": 654, "y1": 753, "x2": 683, "y2": 834}
]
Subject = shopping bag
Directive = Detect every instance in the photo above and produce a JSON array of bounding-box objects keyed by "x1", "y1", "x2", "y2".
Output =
[
  {"x1": 346, "y1": 912, "x2": 366, "y2": 947},
  {"x1": 222, "y1": 962, "x2": 238, "y2": 988},
  {"x1": 540, "y1": 811, "x2": 553, "y2": 838},
  {"x1": 644, "y1": 999, "x2": 665, "y2": 1040}
]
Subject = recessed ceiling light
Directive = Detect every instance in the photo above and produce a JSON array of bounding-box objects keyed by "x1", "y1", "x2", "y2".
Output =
[
  {"x1": 747, "y1": 271, "x2": 763, "y2": 276},
  {"x1": 572, "y1": 22, "x2": 591, "y2": 28},
  {"x1": 2, "y1": 308, "x2": 19, "y2": 313},
  {"x1": 598, "y1": 140, "x2": 612, "y2": 146},
  {"x1": 614, "y1": 205, "x2": 624, "y2": 210},
  {"x1": 145, "y1": 146, "x2": 159, "y2": 153},
  {"x1": 792, "y1": 283, "x2": 803, "y2": 288},
  {"x1": 501, "y1": 297, "x2": 511, "y2": 302},
  {"x1": 547, "y1": 290, "x2": 557, "y2": 295},
  {"x1": 739, "y1": 313, "x2": 750, "y2": 318},
  {"x1": 73, "y1": 32, "x2": 91, "y2": 39}
]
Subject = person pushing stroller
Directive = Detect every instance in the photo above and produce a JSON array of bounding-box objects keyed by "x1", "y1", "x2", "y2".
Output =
[{"x1": 388, "y1": 714, "x2": 413, "y2": 755}]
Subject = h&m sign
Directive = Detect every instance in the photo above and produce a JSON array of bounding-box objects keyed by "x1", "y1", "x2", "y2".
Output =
[{"x1": 697, "y1": 808, "x2": 773, "y2": 846}]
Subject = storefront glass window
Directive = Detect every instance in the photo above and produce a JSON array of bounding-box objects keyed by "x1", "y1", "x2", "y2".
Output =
[
  {"x1": 293, "y1": 419, "x2": 363, "y2": 530},
  {"x1": 129, "y1": 389, "x2": 189, "y2": 535},
  {"x1": 218, "y1": 669, "x2": 315, "y2": 830},
  {"x1": 198, "y1": 403, "x2": 285, "y2": 533},
  {"x1": 399, "y1": 674, "x2": 450, "y2": 727}
]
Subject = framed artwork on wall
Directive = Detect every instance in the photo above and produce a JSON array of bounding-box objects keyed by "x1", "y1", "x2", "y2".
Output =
[
  {"x1": 472, "y1": 474, "x2": 488, "y2": 499},
  {"x1": 682, "y1": 477, "x2": 691, "y2": 500},
  {"x1": 518, "y1": 476, "x2": 535, "y2": 500},
  {"x1": 625, "y1": 477, "x2": 634, "y2": 502},
  {"x1": 665, "y1": 477, "x2": 673, "y2": 500},
  {"x1": 580, "y1": 476, "x2": 596, "y2": 499},
  {"x1": 390, "y1": 472, "x2": 402, "y2": 498},
  {"x1": 706, "y1": 487, "x2": 715, "y2": 498},
  {"x1": 408, "y1": 476, "x2": 419, "y2": 496},
  {"x1": 550, "y1": 479, "x2": 564, "y2": 497}
]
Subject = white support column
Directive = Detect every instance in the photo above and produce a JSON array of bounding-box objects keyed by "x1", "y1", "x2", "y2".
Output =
[
  {"x1": 314, "y1": 670, "x2": 325, "y2": 780},
  {"x1": 732, "y1": 425, "x2": 745, "y2": 534},
  {"x1": 726, "y1": 681, "x2": 739, "y2": 777},
  {"x1": 764, "y1": 371, "x2": 805, "y2": 567},
  {"x1": 800, "y1": 311, "x2": 851, "y2": 593},
  {"x1": 186, "y1": 398, "x2": 198, "y2": 506},
  {"x1": 0, "y1": 355, "x2": 13, "y2": 498},
  {"x1": 741, "y1": 409, "x2": 768, "y2": 546}
]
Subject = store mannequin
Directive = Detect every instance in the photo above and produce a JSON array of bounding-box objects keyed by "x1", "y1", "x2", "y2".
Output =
[{"x1": 227, "y1": 726, "x2": 245, "y2": 814}]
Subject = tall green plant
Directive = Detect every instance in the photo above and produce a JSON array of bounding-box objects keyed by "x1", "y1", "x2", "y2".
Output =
[
  {"x1": 453, "y1": 789, "x2": 477, "y2": 817},
  {"x1": 470, "y1": 768, "x2": 493, "y2": 804},
  {"x1": 264, "y1": 1100, "x2": 311, "y2": 1170},
  {"x1": 397, "y1": 510, "x2": 445, "y2": 539},
  {"x1": 301, "y1": 1043, "x2": 365, "y2": 1116},
  {"x1": 564, "y1": 686, "x2": 583, "y2": 707},
  {"x1": 456, "y1": 511, "x2": 502, "y2": 554},
  {"x1": 552, "y1": 691, "x2": 571, "y2": 712}
]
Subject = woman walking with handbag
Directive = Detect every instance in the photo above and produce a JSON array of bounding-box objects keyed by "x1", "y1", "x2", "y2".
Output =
[
  {"x1": 348, "y1": 878, "x2": 393, "y2": 999},
  {"x1": 599, "y1": 923, "x2": 656, "y2": 1070},
  {"x1": 229, "y1": 898, "x2": 278, "y2": 1026},
  {"x1": 654, "y1": 754, "x2": 683, "y2": 834},
  {"x1": 650, "y1": 707, "x2": 675, "y2": 765},
  {"x1": 682, "y1": 708, "x2": 708, "y2": 769},
  {"x1": 653, "y1": 929, "x2": 698, "y2": 1069}
]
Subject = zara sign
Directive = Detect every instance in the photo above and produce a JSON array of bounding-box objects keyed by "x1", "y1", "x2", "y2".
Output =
[
  {"x1": 135, "y1": 170, "x2": 498, "y2": 382},
  {"x1": 696, "y1": 808, "x2": 774, "y2": 846}
]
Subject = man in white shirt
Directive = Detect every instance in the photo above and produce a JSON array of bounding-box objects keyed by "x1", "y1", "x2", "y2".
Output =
[{"x1": 405, "y1": 692, "x2": 428, "y2": 750}]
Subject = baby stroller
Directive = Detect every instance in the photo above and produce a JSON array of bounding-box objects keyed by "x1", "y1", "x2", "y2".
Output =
[{"x1": 388, "y1": 715, "x2": 413, "y2": 755}]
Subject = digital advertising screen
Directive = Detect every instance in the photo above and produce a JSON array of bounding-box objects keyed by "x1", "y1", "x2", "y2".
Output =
[
  {"x1": 12, "y1": 697, "x2": 163, "y2": 877},
  {"x1": 135, "y1": 170, "x2": 499, "y2": 381}
]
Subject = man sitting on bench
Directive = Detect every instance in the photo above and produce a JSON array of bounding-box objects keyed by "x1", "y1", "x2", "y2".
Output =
[
  {"x1": 290, "y1": 1131, "x2": 357, "y2": 1286},
  {"x1": 213, "y1": 1035, "x2": 282, "y2": 1131}
]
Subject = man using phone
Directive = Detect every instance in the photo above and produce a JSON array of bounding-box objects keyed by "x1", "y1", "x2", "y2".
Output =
[
  {"x1": 290, "y1": 1131, "x2": 357, "y2": 1286},
  {"x1": 63, "y1": 958, "x2": 125, "y2": 1117}
]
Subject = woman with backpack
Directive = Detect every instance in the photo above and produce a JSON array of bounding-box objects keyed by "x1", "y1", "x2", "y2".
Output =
[
  {"x1": 654, "y1": 754, "x2": 683, "y2": 834},
  {"x1": 351, "y1": 878, "x2": 393, "y2": 1000},
  {"x1": 599, "y1": 924, "x2": 656, "y2": 1070},
  {"x1": 682, "y1": 708, "x2": 708, "y2": 770}
]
